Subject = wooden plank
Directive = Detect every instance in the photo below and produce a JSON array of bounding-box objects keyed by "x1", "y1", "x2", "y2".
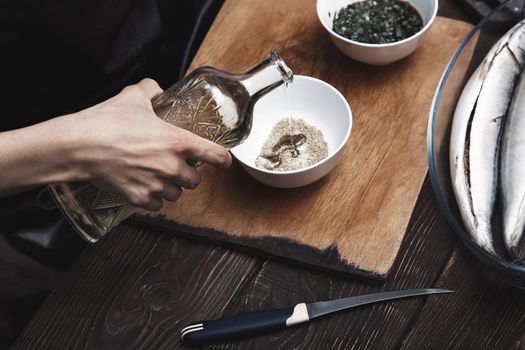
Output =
[
  {"x1": 13, "y1": 177, "x2": 459, "y2": 350},
  {"x1": 210, "y1": 177, "x2": 458, "y2": 349},
  {"x1": 142, "y1": 0, "x2": 474, "y2": 279},
  {"x1": 401, "y1": 245, "x2": 525, "y2": 350},
  {"x1": 24, "y1": 182, "x2": 525, "y2": 349},
  {"x1": 12, "y1": 224, "x2": 262, "y2": 349}
]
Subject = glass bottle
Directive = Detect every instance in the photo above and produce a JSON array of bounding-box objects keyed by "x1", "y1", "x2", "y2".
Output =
[{"x1": 49, "y1": 51, "x2": 293, "y2": 242}]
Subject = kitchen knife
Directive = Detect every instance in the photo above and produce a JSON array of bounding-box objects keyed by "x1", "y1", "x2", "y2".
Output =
[{"x1": 180, "y1": 288, "x2": 452, "y2": 346}]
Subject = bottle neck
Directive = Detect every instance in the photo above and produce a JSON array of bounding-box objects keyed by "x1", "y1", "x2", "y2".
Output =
[{"x1": 239, "y1": 51, "x2": 293, "y2": 98}]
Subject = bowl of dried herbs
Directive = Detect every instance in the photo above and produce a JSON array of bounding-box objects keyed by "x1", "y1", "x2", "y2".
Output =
[{"x1": 317, "y1": 0, "x2": 438, "y2": 65}]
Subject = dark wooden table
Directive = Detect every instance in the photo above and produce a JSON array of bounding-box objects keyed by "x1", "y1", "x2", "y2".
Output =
[{"x1": 13, "y1": 1, "x2": 525, "y2": 349}]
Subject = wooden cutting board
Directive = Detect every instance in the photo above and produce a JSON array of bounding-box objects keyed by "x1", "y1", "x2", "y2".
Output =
[{"x1": 137, "y1": 0, "x2": 474, "y2": 281}]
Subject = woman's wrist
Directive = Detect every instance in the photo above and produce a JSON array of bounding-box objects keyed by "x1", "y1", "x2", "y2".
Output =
[
  {"x1": 0, "y1": 113, "x2": 91, "y2": 196},
  {"x1": 38, "y1": 113, "x2": 93, "y2": 183}
]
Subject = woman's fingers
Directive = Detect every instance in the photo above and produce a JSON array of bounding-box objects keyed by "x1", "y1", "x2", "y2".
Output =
[
  {"x1": 141, "y1": 196, "x2": 163, "y2": 212},
  {"x1": 159, "y1": 183, "x2": 182, "y2": 202},
  {"x1": 141, "y1": 183, "x2": 181, "y2": 211},
  {"x1": 130, "y1": 181, "x2": 182, "y2": 210},
  {"x1": 175, "y1": 129, "x2": 232, "y2": 168},
  {"x1": 169, "y1": 162, "x2": 201, "y2": 189}
]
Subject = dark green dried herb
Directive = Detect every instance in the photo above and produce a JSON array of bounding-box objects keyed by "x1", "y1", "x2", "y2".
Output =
[{"x1": 332, "y1": 0, "x2": 423, "y2": 44}]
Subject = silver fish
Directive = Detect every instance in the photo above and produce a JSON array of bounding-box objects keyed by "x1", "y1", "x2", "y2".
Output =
[
  {"x1": 501, "y1": 65, "x2": 525, "y2": 260},
  {"x1": 450, "y1": 21, "x2": 525, "y2": 254}
]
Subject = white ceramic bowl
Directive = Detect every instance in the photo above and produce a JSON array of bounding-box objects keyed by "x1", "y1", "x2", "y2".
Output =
[
  {"x1": 230, "y1": 75, "x2": 352, "y2": 188},
  {"x1": 317, "y1": 0, "x2": 438, "y2": 65}
]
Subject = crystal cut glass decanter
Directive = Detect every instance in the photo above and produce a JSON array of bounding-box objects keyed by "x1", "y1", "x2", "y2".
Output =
[{"x1": 49, "y1": 51, "x2": 293, "y2": 242}]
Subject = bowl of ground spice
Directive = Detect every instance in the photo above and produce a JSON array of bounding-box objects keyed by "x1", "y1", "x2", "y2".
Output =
[
  {"x1": 317, "y1": 0, "x2": 438, "y2": 65},
  {"x1": 230, "y1": 75, "x2": 352, "y2": 188}
]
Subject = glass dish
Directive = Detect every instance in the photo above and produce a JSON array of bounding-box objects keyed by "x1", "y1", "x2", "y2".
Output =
[{"x1": 428, "y1": 4, "x2": 525, "y2": 288}]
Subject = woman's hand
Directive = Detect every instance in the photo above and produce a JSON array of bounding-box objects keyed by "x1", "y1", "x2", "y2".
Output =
[{"x1": 0, "y1": 79, "x2": 232, "y2": 210}]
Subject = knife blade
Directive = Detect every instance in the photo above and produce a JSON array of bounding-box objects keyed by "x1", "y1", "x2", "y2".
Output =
[{"x1": 180, "y1": 288, "x2": 452, "y2": 346}]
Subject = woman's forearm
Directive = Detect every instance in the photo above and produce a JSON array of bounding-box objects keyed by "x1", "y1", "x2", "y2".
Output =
[
  {"x1": 0, "y1": 79, "x2": 231, "y2": 210},
  {"x1": 0, "y1": 115, "x2": 87, "y2": 197}
]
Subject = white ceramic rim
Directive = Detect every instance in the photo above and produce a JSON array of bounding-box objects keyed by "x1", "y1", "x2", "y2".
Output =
[
  {"x1": 316, "y1": 0, "x2": 439, "y2": 48},
  {"x1": 231, "y1": 75, "x2": 352, "y2": 175}
]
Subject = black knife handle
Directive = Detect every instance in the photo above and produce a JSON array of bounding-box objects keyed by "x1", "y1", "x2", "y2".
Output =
[{"x1": 181, "y1": 304, "x2": 309, "y2": 347}]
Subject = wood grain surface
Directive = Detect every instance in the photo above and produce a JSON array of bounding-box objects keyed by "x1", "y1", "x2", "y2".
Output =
[
  {"x1": 13, "y1": 225, "x2": 264, "y2": 349},
  {"x1": 14, "y1": 178, "x2": 459, "y2": 350},
  {"x1": 18, "y1": 178, "x2": 525, "y2": 349},
  {"x1": 210, "y1": 178, "x2": 458, "y2": 350},
  {"x1": 401, "y1": 245, "x2": 525, "y2": 350},
  {"x1": 141, "y1": 0, "x2": 474, "y2": 279}
]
